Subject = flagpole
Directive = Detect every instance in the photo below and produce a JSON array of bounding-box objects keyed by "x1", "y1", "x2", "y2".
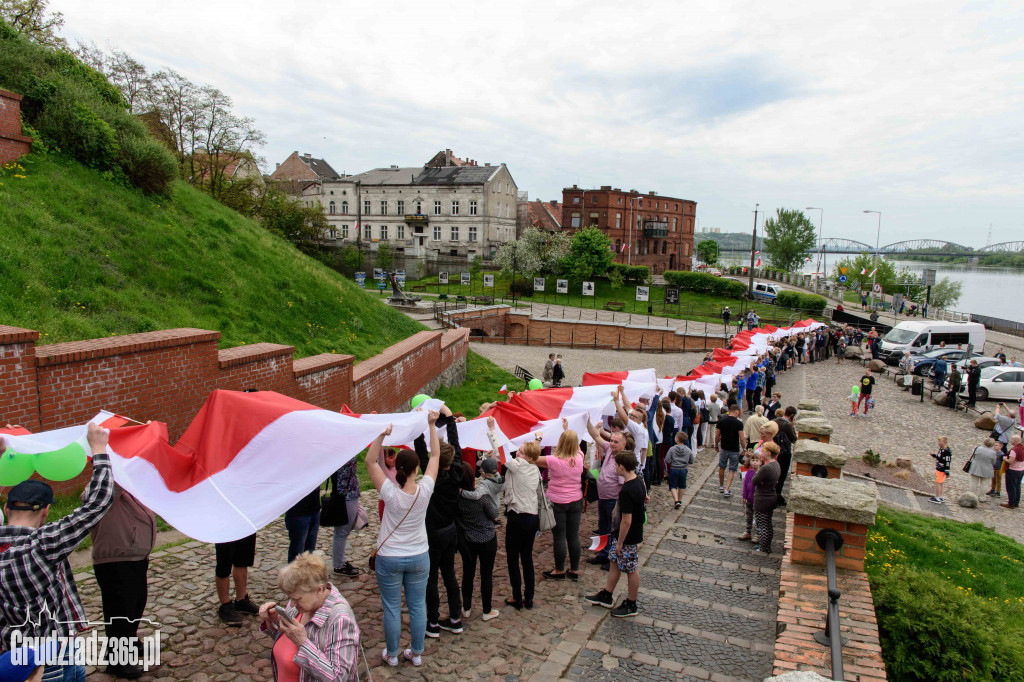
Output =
[
  {"x1": 747, "y1": 204, "x2": 758, "y2": 298},
  {"x1": 863, "y1": 210, "x2": 882, "y2": 309}
]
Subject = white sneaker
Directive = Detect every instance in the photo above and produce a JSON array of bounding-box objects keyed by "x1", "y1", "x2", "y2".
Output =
[
  {"x1": 462, "y1": 608, "x2": 471, "y2": 619},
  {"x1": 482, "y1": 609, "x2": 500, "y2": 622},
  {"x1": 403, "y1": 649, "x2": 422, "y2": 667},
  {"x1": 382, "y1": 649, "x2": 398, "y2": 667},
  {"x1": 724, "y1": 489, "x2": 733, "y2": 498},
  {"x1": 718, "y1": 486, "x2": 725, "y2": 493}
]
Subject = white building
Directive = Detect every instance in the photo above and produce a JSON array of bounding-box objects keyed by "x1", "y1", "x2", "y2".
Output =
[{"x1": 313, "y1": 161, "x2": 518, "y2": 259}]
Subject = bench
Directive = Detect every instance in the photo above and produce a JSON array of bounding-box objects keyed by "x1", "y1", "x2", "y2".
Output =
[
  {"x1": 513, "y1": 365, "x2": 536, "y2": 386},
  {"x1": 456, "y1": 295, "x2": 468, "y2": 303},
  {"x1": 603, "y1": 301, "x2": 625, "y2": 311},
  {"x1": 471, "y1": 295, "x2": 494, "y2": 305},
  {"x1": 438, "y1": 294, "x2": 448, "y2": 301},
  {"x1": 411, "y1": 285, "x2": 426, "y2": 292}
]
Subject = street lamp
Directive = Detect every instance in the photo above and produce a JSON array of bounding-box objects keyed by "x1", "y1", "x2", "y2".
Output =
[
  {"x1": 863, "y1": 210, "x2": 882, "y2": 309},
  {"x1": 806, "y1": 207, "x2": 824, "y2": 293}
]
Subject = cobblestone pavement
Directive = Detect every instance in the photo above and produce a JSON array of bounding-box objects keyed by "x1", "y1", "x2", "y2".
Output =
[{"x1": 803, "y1": 357, "x2": 1024, "y2": 543}]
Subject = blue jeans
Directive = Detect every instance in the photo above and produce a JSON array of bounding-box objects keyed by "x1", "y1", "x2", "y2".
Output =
[
  {"x1": 331, "y1": 498, "x2": 360, "y2": 568},
  {"x1": 596, "y1": 498, "x2": 617, "y2": 559},
  {"x1": 376, "y1": 551, "x2": 429, "y2": 656},
  {"x1": 284, "y1": 512, "x2": 320, "y2": 564},
  {"x1": 42, "y1": 665, "x2": 85, "y2": 681},
  {"x1": 668, "y1": 468, "x2": 689, "y2": 490}
]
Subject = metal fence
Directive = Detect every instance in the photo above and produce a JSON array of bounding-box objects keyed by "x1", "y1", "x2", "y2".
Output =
[{"x1": 970, "y1": 312, "x2": 1024, "y2": 338}]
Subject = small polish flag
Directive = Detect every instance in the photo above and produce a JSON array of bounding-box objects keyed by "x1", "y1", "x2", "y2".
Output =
[
  {"x1": 868, "y1": 268, "x2": 877, "y2": 277},
  {"x1": 588, "y1": 535, "x2": 609, "y2": 552},
  {"x1": 861, "y1": 268, "x2": 867, "y2": 275},
  {"x1": 742, "y1": 266, "x2": 748, "y2": 273},
  {"x1": 754, "y1": 250, "x2": 760, "y2": 255},
  {"x1": 755, "y1": 257, "x2": 761, "y2": 267},
  {"x1": 499, "y1": 384, "x2": 508, "y2": 395}
]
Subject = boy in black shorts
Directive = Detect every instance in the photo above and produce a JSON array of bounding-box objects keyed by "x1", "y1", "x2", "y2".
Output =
[
  {"x1": 585, "y1": 450, "x2": 646, "y2": 617},
  {"x1": 215, "y1": 533, "x2": 259, "y2": 625}
]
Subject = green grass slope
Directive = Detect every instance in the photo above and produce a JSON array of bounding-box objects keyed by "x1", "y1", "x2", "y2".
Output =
[{"x1": 0, "y1": 154, "x2": 422, "y2": 359}]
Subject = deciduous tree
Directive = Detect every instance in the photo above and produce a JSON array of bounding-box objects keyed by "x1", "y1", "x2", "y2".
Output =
[
  {"x1": 695, "y1": 239, "x2": 719, "y2": 266},
  {"x1": 565, "y1": 226, "x2": 613, "y2": 280},
  {"x1": 0, "y1": 0, "x2": 66, "y2": 48},
  {"x1": 763, "y1": 208, "x2": 817, "y2": 272}
]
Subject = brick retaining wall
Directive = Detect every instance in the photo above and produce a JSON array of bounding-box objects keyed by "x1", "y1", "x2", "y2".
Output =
[{"x1": 0, "y1": 89, "x2": 32, "y2": 165}]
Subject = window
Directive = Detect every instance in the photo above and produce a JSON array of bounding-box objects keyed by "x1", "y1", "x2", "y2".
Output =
[
  {"x1": 341, "y1": 201, "x2": 348, "y2": 214},
  {"x1": 573, "y1": 197, "x2": 580, "y2": 204},
  {"x1": 507, "y1": 183, "x2": 511, "y2": 195},
  {"x1": 616, "y1": 213, "x2": 622, "y2": 228},
  {"x1": 499, "y1": 182, "x2": 503, "y2": 193},
  {"x1": 433, "y1": 226, "x2": 442, "y2": 241},
  {"x1": 380, "y1": 224, "x2": 388, "y2": 240},
  {"x1": 451, "y1": 226, "x2": 459, "y2": 241},
  {"x1": 434, "y1": 200, "x2": 442, "y2": 215},
  {"x1": 397, "y1": 224, "x2": 405, "y2": 239},
  {"x1": 451, "y1": 200, "x2": 460, "y2": 215},
  {"x1": 328, "y1": 201, "x2": 336, "y2": 215},
  {"x1": 363, "y1": 199, "x2": 371, "y2": 215},
  {"x1": 363, "y1": 224, "x2": 371, "y2": 239},
  {"x1": 592, "y1": 196, "x2": 597, "y2": 205},
  {"x1": 341, "y1": 224, "x2": 349, "y2": 238},
  {"x1": 415, "y1": 200, "x2": 422, "y2": 214},
  {"x1": 380, "y1": 200, "x2": 387, "y2": 215},
  {"x1": 397, "y1": 200, "x2": 404, "y2": 214},
  {"x1": 329, "y1": 228, "x2": 336, "y2": 239},
  {"x1": 655, "y1": 202, "x2": 660, "y2": 209},
  {"x1": 672, "y1": 217, "x2": 677, "y2": 231},
  {"x1": 469, "y1": 200, "x2": 478, "y2": 215},
  {"x1": 662, "y1": 242, "x2": 667, "y2": 254},
  {"x1": 571, "y1": 213, "x2": 581, "y2": 228},
  {"x1": 618, "y1": 197, "x2": 623, "y2": 205},
  {"x1": 674, "y1": 203, "x2": 679, "y2": 210},
  {"x1": 468, "y1": 226, "x2": 477, "y2": 242},
  {"x1": 615, "y1": 238, "x2": 621, "y2": 252}
]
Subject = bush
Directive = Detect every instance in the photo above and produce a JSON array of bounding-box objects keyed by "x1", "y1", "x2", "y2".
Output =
[
  {"x1": 607, "y1": 263, "x2": 649, "y2": 283},
  {"x1": 664, "y1": 270, "x2": 746, "y2": 297},
  {"x1": 798, "y1": 293, "x2": 827, "y2": 314},
  {"x1": 776, "y1": 290, "x2": 801, "y2": 308},
  {"x1": 872, "y1": 566, "x2": 1024, "y2": 682},
  {"x1": 117, "y1": 134, "x2": 178, "y2": 195},
  {"x1": 507, "y1": 278, "x2": 534, "y2": 297}
]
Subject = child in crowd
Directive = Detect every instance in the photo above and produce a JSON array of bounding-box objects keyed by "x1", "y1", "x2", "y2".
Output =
[
  {"x1": 929, "y1": 436, "x2": 952, "y2": 504},
  {"x1": 664, "y1": 432, "x2": 695, "y2": 510},
  {"x1": 738, "y1": 452, "x2": 762, "y2": 542}
]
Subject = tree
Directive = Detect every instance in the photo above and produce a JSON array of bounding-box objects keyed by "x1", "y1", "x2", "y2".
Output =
[
  {"x1": 928, "y1": 278, "x2": 962, "y2": 308},
  {"x1": 258, "y1": 189, "x2": 331, "y2": 258},
  {"x1": 609, "y1": 267, "x2": 625, "y2": 291},
  {"x1": 494, "y1": 227, "x2": 570, "y2": 276},
  {"x1": 565, "y1": 226, "x2": 613, "y2": 280},
  {"x1": 339, "y1": 245, "x2": 363, "y2": 272},
  {"x1": 375, "y1": 241, "x2": 394, "y2": 271},
  {"x1": 469, "y1": 255, "x2": 483, "y2": 277},
  {"x1": 695, "y1": 239, "x2": 719, "y2": 266},
  {"x1": 0, "y1": 0, "x2": 66, "y2": 48},
  {"x1": 829, "y1": 254, "x2": 925, "y2": 300},
  {"x1": 763, "y1": 208, "x2": 817, "y2": 272}
]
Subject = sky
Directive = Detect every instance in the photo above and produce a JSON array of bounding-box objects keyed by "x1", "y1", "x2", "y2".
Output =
[{"x1": 54, "y1": 0, "x2": 1024, "y2": 246}]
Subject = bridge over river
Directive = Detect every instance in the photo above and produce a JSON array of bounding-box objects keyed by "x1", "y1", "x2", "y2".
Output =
[{"x1": 720, "y1": 238, "x2": 1024, "y2": 257}]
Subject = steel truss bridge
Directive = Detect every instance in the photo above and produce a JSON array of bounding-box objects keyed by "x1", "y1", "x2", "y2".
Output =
[{"x1": 721, "y1": 239, "x2": 1024, "y2": 257}]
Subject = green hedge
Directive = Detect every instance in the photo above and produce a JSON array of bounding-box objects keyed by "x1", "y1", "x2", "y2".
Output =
[
  {"x1": 664, "y1": 270, "x2": 746, "y2": 297},
  {"x1": 776, "y1": 290, "x2": 827, "y2": 313},
  {"x1": 607, "y1": 263, "x2": 649, "y2": 282}
]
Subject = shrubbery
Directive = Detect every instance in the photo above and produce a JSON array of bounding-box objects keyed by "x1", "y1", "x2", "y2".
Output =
[
  {"x1": 607, "y1": 263, "x2": 649, "y2": 283},
  {"x1": 664, "y1": 270, "x2": 746, "y2": 297},
  {"x1": 776, "y1": 290, "x2": 827, "y2": 313},
  {"x1": 507, "y1": 279, "x2": 534, "y2": 297},
  {"x1": 0, "y1": 19, "x2": 177, "y2": 194}
]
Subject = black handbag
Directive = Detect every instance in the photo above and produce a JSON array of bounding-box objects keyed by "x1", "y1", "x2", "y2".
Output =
[
  {"x1": 963, "y1": 447, "x2": 978, "y2": 474},
  {"x1": 582, "y1": 467, "x2": 599, "y2": 504},
  {"x1": 320, "y1": 475, "x2": 349, "y2": 527}
]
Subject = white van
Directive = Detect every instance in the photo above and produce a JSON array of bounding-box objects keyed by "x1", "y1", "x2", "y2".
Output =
[
  {"x1": 878, "y1": 321, "x2": 986, "y2": 364},
  {"x1": 751, "y1": 282, "x2": 781, "y2": 304}
]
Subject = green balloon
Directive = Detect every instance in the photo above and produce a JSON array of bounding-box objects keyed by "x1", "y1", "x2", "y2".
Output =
[
  {"x1": 410, "y1": 394, "x2": 430, "y2": 409},
  {"x1": 851, "y1": 385, "x2": 860, "y2": 395},
  {"x1": 528, "y1": 378, "x2": 543, "y2": 390},
  {"x1": 0, "y1": 449, "x2": 36, "y2": 486},
  {"x1": 33, "y1": 442, "x2": 88, "y2": 482}
]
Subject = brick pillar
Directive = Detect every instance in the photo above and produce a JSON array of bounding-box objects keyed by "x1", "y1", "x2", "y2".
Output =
[
  {"x1": 787, "y1": 476, "x2": 878, "y2": 572},
  {"x1": 0, "y1": 325, "x2": 41, "y2": 432},
  {"x1": 792, "y1": 439, "x2": 847, "y2": 479},
  {"x1": 0, "y1": 89, "x2": 33, "y2": 165}
]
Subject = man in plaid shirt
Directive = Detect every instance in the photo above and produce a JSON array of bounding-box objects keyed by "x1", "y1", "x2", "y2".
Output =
[{"x1": 1, "y1": 423, "x2": 114, "y2": 677}]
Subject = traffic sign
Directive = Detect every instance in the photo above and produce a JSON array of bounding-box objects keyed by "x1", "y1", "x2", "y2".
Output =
[
  {"x1": 838, "y1": 275, "x2": 847, "y2": 283},
  {"x1": 873, "y1": 283, "x2": 882, "y2": 293}
]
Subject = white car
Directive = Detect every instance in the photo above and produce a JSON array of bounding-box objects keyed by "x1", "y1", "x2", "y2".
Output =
[{"x1": 958, "y1": 365, "x2": 1024, "y2": 401}]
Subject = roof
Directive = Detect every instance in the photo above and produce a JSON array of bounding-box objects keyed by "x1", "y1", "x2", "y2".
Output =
[
  {"x1": 527, "y1": 200, "x2": 561, "y2": 230},
  {"x1": 335, "y1": 165, "x2": 503, "y2": 187},
  {"x1": 301, "y1": 155, "x2": 342, "y2": 180}
]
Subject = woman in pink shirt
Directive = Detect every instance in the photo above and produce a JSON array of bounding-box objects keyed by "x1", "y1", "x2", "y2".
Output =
[{"x1": 536, "y1": 425, "x2": 584, "y2": 581}]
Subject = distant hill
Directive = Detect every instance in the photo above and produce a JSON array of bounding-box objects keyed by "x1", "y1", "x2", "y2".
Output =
[{"x1": 0, "y1": 153, "x2": 423, "y2": 360}]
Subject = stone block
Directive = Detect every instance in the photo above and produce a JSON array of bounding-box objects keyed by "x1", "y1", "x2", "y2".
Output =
[
  {"x1": 958, "y1": 492, "x2": 979, "y2": 508},
  {"x1": 788, "y1": 476, "x2": 878, "y2": 526},
  {"x1": 845, "y1": 345, "x2": 864, "y2": 358},
  {"x1": 792, "y1": 439, "x2": 848, "y2": 468},
  {"x1": 867, "y1": 359, "x2": 886, "y2": 372},
  {"x1": 796, "y1": 398, "x2": 821, "y2": 412},
  {"x1": 793, "y1": 417, "x2": 833, "y2": 436},
  {"x1": 797, "y1": 410, "x2": 825, "y2": 419},
  {"x1": 974, "y1": 413, "x2": 996, "y2": 430}
]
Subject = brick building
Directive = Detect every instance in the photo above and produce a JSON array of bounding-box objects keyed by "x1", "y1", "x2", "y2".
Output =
[
  {"x1": 0, "y1": 89, "x2": 32, "y2": 165},
  {"x1": 560, "y1": 185, "x2": 696, "y2": 273},
  {"x1": 269, "y1": 151, "x2": 344, "y2": 200}
]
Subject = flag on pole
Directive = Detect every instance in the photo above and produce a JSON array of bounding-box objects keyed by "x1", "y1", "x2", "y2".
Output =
[
  {"x1": 498, "y1": 384, "x2": 508, "y2": 395},
  {"x1": 588, "y1": 535, "x2": 609, "y2": 552},
  {"x1": 861, "y1": 267, "x2": 867, "y2": 275},
  {"x1": 742, "y1": 266, "x2": 748, "y2": 273},
  {"x1": 868, "y1": 268, "x2": 877, "y2": 277},
  {"x1": 755, "y1": 257, "x2": 761, "y2": 267}
]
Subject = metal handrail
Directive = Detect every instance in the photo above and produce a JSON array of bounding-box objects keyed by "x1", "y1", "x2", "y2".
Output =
[{"x1": 812, "y1": 529, "x2": 846, "y2": 681}]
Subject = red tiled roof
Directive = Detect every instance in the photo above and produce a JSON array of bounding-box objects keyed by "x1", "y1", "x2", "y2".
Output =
[{"x1": 527, "y1": 200, "x2": 561, "y2": 230}]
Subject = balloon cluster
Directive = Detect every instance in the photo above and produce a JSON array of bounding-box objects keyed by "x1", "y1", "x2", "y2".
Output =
[{"x1": 0, "y1": 442, "x2": 88, "y2": 486}]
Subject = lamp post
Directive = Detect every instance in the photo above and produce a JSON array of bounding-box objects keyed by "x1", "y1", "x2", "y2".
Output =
[
  {"x1": 806, "y1": 207, "x2": 824, "y2": 292},
  {"x1": 747, "y1": 203, "x2": 759, "y2": 298},
  {"x1": 863, "y1": 210, "x2": 882, "y2": 309}
]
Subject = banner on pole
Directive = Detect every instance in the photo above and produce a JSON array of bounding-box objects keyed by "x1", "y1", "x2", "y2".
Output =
[
  {"x1": 556, "y1": 279, "x2": 568, "y2": 294},
  {"x1": 582, "y1": 281, "x2": 595, "y2": 296},
  {"x1": 439, "y1": 272, "x2": 449, "y2": 284},
  {"x1": 636, "y1": 286, "x2": 650, "y2": 302},
  {"x1": 483, "y1": 274, "x2": 494, "y2": 287},
  {"x1": 533, "y1": 277, "x2": 545, "y2": 292}
]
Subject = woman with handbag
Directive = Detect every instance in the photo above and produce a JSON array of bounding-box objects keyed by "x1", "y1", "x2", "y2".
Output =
[
  {"x1": 329, "y1": 459, "x2": 362, "y2": 577},
  {"x1": 536, "y1": 425, "x2": 585, "y2": 582},
  {"x1": 503, "y1": 438, "x2": 542, "y2": 610},
  {"x1": 365, "y1": 413, "x2": 440, "y2": 668},
  {"x1": 967, "y1": 438, "x2": 999, "y2": 502}
]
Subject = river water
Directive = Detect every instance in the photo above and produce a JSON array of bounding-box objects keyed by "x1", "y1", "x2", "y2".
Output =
[{"x1": 721, "y1": 256, "x2": 1024, "y2": 323}]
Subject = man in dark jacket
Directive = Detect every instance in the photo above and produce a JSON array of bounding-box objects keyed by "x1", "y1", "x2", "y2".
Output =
[
  {"x1": 966, "y1": 360, "x2": 982, "y2": 407},
  {"x1": 415, "y1": 404, "x2": 467, "y2": 637},
  {"x1": 947, "y1": 365, "x2": 962, "y2": 409},
  {"x1": 90, "y1": 484, "x2": 158, "y2": 680}
]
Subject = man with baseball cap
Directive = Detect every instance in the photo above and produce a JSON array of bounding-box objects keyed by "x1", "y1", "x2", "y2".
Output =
[{"x1": 0, "y1": 422, "x2": 114, "y2": 680}]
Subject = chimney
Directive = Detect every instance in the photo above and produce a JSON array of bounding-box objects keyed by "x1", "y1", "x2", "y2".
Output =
[
  {"x1": 275, "y1": 162, "x2": 280, "y2": 169},
  {"x1": 649, "y1": 191, "x2": 658, "y2": 196},
  {"x1": 303, "y1": 153, "x2": 312, "y2": 158}
]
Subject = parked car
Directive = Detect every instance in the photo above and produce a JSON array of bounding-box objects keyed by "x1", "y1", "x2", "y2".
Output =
[
  {"x1": 908, "y1": 347, "x2": 971, "y2": 375},
  {"x1": 751, "y1": 281, "x2": 781, "y2": 304},
  {"x1": 710, "y1": 269, "x2": 722, "y2": 277},
  {"x1": 957, "y1": 365, "x2": 1024, "y2": 401},
  {"x1": 950, "y1": 356, "x2": 1002, "y2": 374},
  {"x1": 878, "y1": 321, "x2": 986, "y2": 365}
]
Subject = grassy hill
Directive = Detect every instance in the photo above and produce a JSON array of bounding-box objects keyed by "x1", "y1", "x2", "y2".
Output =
[{"x1": 0, "y1": 153, "x2": 422, "y2": 360}]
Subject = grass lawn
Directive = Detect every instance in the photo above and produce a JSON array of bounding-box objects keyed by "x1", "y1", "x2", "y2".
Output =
[
  {"x1": 405, "y1": 271, "x2": 813, "y2": 325},
  {"x1": 865, "y1": 508, "x2": 1024, "y2": 681},
  {"x1": 0, "y1": 154, "x2": 423, "y2": 361},
  {"x1": 433, "y1": 350, "x2": 519, "y2": 419}
]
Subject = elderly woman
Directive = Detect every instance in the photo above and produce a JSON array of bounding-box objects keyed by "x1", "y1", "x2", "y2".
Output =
[
  {"x1": 968, "y1": 438, "x2": 1000, "y2": 502},
  {"x1": 258, "y1": 553, "x2": 360, "y2": 682}
]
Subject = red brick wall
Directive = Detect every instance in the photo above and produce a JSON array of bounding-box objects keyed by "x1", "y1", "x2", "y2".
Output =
[
  {"x1": 0, "y1": 89, "x2": 33, "y2": 165},
  {"x1": 0, "y1": 325, "x2": 468, "y2": 495}
]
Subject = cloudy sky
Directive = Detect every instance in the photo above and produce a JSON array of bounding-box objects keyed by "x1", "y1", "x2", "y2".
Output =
[{"x1": 55, "y1": 0, "x2": 1024, "y2": 245}]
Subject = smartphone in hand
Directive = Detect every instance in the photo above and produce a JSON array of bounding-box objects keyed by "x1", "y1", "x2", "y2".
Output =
[{"x1": 274, "y1": 605, "x2": 297, "y2": 626}]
